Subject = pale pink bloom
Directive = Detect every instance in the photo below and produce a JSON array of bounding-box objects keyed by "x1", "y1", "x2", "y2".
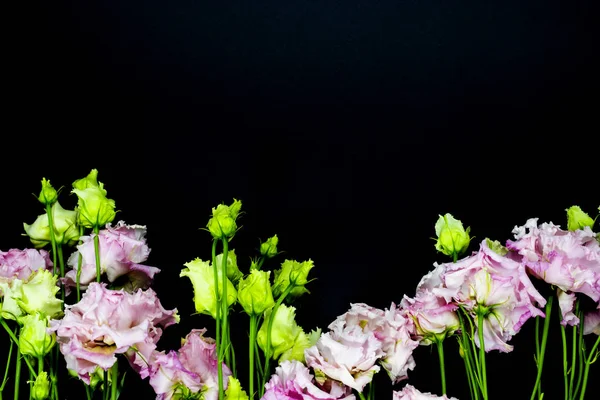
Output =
[
  {"x1": 305, "y1": 303, "x2": 418, "y2": 391},
  {"x1": 48, "y1": 282, "x2": 178, "y2": 384},
  {"x1": 557, "y1": 291, "x2": 579, "y2": 326},
  {"x1": 148, "y1": 350, "x2": 203, "y2": 400},
  {"x1": 0, "y1": 248, "x2": 53, "y2": 286},
  {"x1": 261, "y1": 360, "x2": 355, "y2": 400},
  {"x1": 305, "y1": 331, "x2": 381, "y2": 393},
  {"x1": 144, "y1": 329, "x2": 231, "y2": 400},
  {"x1": 400, "y1": 288, "x2": 460, "y2": 345},
  {"x1": 305, "y1": 303, "x2": 384, "y2": 391},
  {"x1": 177, "y1": 329, "x2": 231, "y2": 400},
  {"x1": 63, "y1": 221, "x2": 160, "y2": 292},
  {"x1": 507, "y1": 219, "x2": 600, "y2": 325},
  {"x1": 378, "y1": 303, "x2": 419, "y2": 384},
  {"x1": 393, "y1": 384, "x2": 459, "y2": 400},
  {"x1": 434, "y1": 240, "x2": 545, "y2": 352}
]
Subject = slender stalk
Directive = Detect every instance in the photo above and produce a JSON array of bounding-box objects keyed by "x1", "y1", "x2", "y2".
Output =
[
  {"x1": 358, "y1": 392, "x2": 367, "y2": 400},
  {"x1": 110, "y1": 361, "x2": 119, "y2": 400},
  {"x1": 221, "y1": 238, "x2": 231, "y2": 369},
  {"x1": 561, "y1": 322, "x2": 568, "y2": 400},
  {"x1": 578, "y1": 334, "x2": 600, "y2": 400},
  {"x1": 93, "y1": 226, "x2": 102, "y2": 282},
  {"x1": 436, "y1": 339, "x2": 447, "y2": 394},
  {"x1": 477, "y1": 313, "x2": 488, "y2": 400},
  {"x1": 530, "y1": 295, "x2": 553, "y2": 400},
  {"x1": 457, "y1": 314, "x2": 478, "y2": 400},
  {"x1": 37, "y1": 356, "x2": 43, "y2": 376},
  {"x1": 573, "y1": 310, "x2": 585, "y2": 398},
  {"x1": 211, "y1": 239, "x2": 224, "y2": 400},
  {"x1": 45, "y1": 203, "x2": 58, "y2": 276},
  {"x1": 0, "y1": 337, "x2": 14, "y2": 396},
  {"x1": 249, "y1": 314, "x2": 258, "y2": 400},
  {"x1": 13, "y1": 347, "x2": 21, "y2": 400},
  {"x1": 76, "y1": 225, "x2": 85, "y2": 301},
  {"x1": 569, "y1": 322, "x2": 578, "y2": 399}
]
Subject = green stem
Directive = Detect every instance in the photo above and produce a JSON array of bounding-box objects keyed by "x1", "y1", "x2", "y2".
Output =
[
  {"x1": 569, "y1": 321, "x2": 578, "y2": 399},
  {"x1": 221, "y1": 238, "x2": 231, "y2": 369},
  {"x1": 50, "y1": 369, "x2": 58, "y2": 400},
  {"x1": 45, "y1": 203, "x2": 58, "y2": 276},
  {"x1": 110, "y1": 361, "x2": 118, "y2": 400},
  {"x1": 358, "y1": 392, "x2": 367, "y2": 400},
  {"x1": 436, "y1": 339, "x2": 447, "y2": 394},
  {"x1": 561, "y1": 319, "x2": 569, "y2": 400},
  {"x1": 13, "y1": 347, "x2": 21, "y2": 400},
  {"x1": 477, "y1": 313, "x2": 488, "y2": 400},
  {"x1": 93, "y1": 226, "x2": 102, "y2": 282},
  {"x1": 56, "y1": 245, "x2": 66, "y2": 306},
  {"x1": 0, "y1": 337, "x2": 14, "y2": 395},
  {"x1": 578, "y1": 334, "x2": 600, "y2": 400},
  {"x1": 573, "y1": 309, "x2": 585, "y2": 398},
  {"x1": 211, "y1": 239, "x2": 224, "y2": 400},
  {"x1": 76, "y1": 225, "x2": 85, "y2": 301},
  {"x1": 530, "y1": 295, "x2": 553, "y2": 400},
  {"x1": 458, "y1": 308, "x2": 479, "y2": 400},
  {"x1": 249, "y1": 314, "x2": 257, "y2": 400}
]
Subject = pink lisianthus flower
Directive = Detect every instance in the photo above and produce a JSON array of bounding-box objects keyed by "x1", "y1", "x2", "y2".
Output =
[
  {"x1": 63, "y1": 221, "x2": 161, "y2": 293},
  {"x1": 432, "y1": 239, "x2": 546, "y2": 352},
  {"x1": 507, "y1": 218, "x2": 600, "y2": 326},
  {"x1": 378, "y1": 303, "x2": 419, "y2": 384},
  {"x1": 305, "y1": 303, "x2": 385, "y2": 392},
  {"x1": 146, "y1": 328, "x2": 231, "y2": 400},
  {"x1": 393, "y1": 384, "x2": 459, "y2": 400},
  {"x1": 147, "y1": 350, "x2": 203, "y2": 400},
  {"x1": 261, "y1": 359, "x2": 355, "y2": 400},
  {"x1": 0, "y1": 248, "x2": 53, "y2": 285},
  {"x1": 400, "y1": 288, "x2": 460, "y2": 345},
  {"x1": 47, "y1": 282, "x2": 178, "y2": 384},
  {"x1": 305, "y1": 303, "x2": 418, "y2": 391}
]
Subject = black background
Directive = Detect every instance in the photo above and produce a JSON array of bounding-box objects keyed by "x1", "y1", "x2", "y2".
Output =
[{"x1": 3, "y1": 1, "x2": 599, "y2": 399}]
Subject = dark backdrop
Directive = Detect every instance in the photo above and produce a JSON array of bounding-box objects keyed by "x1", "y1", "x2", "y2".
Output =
[{"x1": 3, "y1": 1, "x2": 599, "y2": 399}]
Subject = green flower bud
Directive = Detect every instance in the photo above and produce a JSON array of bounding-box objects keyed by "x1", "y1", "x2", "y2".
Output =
[
  {"x1": 0, "y1": 279, "x2": 24, "y2": 320},
  {"x1": 37, "y1": 178, "x2": 58, "y2": 206},
  {"x1": 237, "y1": 269, "x2": 275, "y2": 316},
  {"x1": 279, "y1": 327, "x2": 321, "y2": 364},
  {"x1": 206, "y1": 199, "x2": 242, "y2": 239},
  {"x1": 224, "y1": 376, "x2": 249, "y2": 400},
  {"x1": 18, "y1": 313, "x2": 56, "y2": 357},
  {"x1": 216, "y1": 250, "x2": 243, "y2": 284},
  {"x1": 566, "y1": 205, "x2": 595, "y2": 231},
  {"x1": 71, "y1": 169, "x2": 116, "y2": 228},
  {"x1": 17, "y1": 269, "x2": 63, "y2": 319},
  {"x1": 23, "y1": 201, "x2": 80, "y2": 248},
  {"x1": 30, "y1": 371, "x2": 50, "y2": 400},
  {"x1": 260, "y1": 235, "x2": 279, "y2": 258},
  {"x1": 434, "y1": 213, "x2": 471, "y2": 258},
  {"x1": 272, "y1": 259, "x2": 315, "y2": 300},
  {"x1": 180, "y1": 257, "x2": 237, "y2": 319},
  {"x1": 257, "y1": 304, "x2": 303, "y2": 360}
]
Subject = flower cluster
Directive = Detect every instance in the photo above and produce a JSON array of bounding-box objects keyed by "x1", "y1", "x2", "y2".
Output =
[{"x1": 0, "y1": 170, "x2": 598, "y2": 400}]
